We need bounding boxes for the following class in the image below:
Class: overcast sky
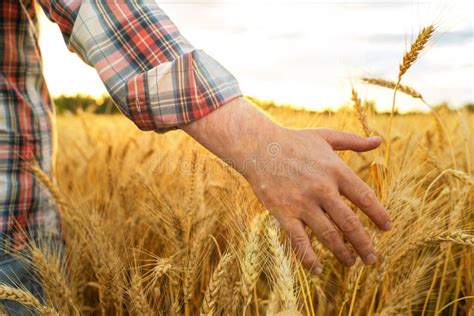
[39,0,473,112]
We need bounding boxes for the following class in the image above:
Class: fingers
[301,207,355,267]
[338,165,392,231]
[280,217,322,274]
[320,196,377,265]
[317,128,381,152]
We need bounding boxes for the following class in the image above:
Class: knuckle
[291,192,305,205]
[299,206,314,219]
[353,235,373,252]
[292,234,309,251]
[256,187,274,204]
[359,245,375,257]
[343,132,356,142]
[340,215,360,233]
[314,182,334,196]
[327,161,341,172]
[360,189,377,207]
[332,164,346,177]
[263,196,278,209]
[337,250,355,265]
[320,229,339,244]
[348,133,361,142]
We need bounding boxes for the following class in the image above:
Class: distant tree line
[53,94,474,115]
[53,94,119,114]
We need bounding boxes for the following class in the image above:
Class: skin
[182,97,392,273]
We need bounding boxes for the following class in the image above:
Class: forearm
[182,97,283,179]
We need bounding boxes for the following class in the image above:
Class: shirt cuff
[124,49,242,132]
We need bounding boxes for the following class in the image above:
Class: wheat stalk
[385,25,435,165]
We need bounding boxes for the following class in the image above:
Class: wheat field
[0,24,473,315]
[3,100,469,315]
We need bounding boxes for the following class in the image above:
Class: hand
[182,97,391,273]
[245,127,391,273]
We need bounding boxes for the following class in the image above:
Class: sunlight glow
[39,0,473,112]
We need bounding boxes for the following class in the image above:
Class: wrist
[182,97,283,178]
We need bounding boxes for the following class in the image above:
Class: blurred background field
[35,96,472,315]
[53,94,474,116]
[10,1,470,314]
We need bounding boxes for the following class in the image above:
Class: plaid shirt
[0,0,242,250]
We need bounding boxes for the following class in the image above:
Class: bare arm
[183,97,391,273]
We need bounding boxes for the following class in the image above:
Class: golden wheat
[398,25,435,80]
[0,285,59,316]
[1,22,472,314]
[6,105,468,315]
[385,25,435,165]
[351,88,372,137]
[361,77,425,101]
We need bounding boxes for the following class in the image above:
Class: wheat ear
[361,77,425,101]
[378,266,426,316]
[360,75,459,168]
[0,285,59,316]
[201,252,233,315]
[351,88,372,137]
[142,257,173,289]
[266,225,297,311]
[398,26,435,80]
[31,248,79,315]
[128,272,154,316]
[414,231,474,249]
[29,162,69,211]
[235,212,267,314]
[448,169,474,185]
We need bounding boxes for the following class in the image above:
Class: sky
[39,0,473,112]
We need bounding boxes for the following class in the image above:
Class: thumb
[317,128,382,152]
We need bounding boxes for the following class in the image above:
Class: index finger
[337,164,392,231]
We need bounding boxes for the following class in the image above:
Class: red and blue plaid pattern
[0,0,242,250]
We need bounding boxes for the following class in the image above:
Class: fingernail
[369,136,381,141]
[345,256,356,267]
[364,253,377,265]
[383,221,392,230]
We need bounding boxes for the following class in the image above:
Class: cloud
[39,0,474,109]
[360,28,473,48]
[268,31,304,40]
[436,30,473,45]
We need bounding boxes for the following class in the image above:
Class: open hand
[246,127,391,273]
[183,97,391,273]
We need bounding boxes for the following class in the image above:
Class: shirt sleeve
[38,1,242,132]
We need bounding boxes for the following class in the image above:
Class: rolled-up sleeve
[38,1,242,131]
